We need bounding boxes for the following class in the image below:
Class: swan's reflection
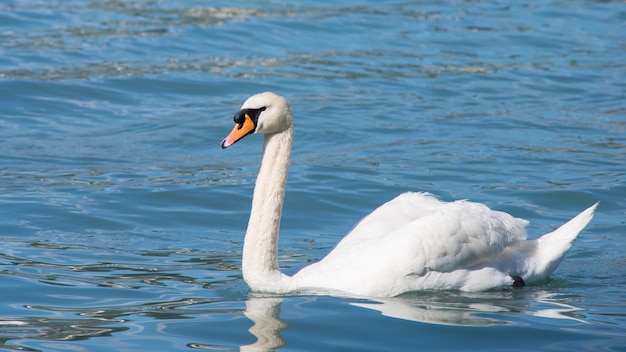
[351,291,586,326]
[350,297,504,327]
[240,290,586,350]
[241,297,287,352]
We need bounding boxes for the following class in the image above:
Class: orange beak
[221,113,256,149]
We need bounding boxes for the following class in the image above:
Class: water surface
[1,1,625,351]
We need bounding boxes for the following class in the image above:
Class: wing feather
[315,192,528,278]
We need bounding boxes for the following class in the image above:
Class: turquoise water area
[1,1,625,351]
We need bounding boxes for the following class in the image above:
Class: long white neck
[242,126,293,292]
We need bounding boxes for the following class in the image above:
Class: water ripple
[1,0,625,350]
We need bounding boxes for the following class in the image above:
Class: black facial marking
[233,107,266,130]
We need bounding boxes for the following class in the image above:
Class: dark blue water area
[1,1,625,351]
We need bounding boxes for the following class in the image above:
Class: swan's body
[221,92,597,297]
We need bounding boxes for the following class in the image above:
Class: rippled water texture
[1,1,625,351]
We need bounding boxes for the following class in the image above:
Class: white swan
[221,92,598,297]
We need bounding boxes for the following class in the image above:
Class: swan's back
[293,193,531,295]
[335,192,528,258]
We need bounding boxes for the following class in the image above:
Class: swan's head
[221,92,292,149]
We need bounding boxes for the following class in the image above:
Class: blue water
[1,0,625,351]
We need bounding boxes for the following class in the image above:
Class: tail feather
[529,202,599,281]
